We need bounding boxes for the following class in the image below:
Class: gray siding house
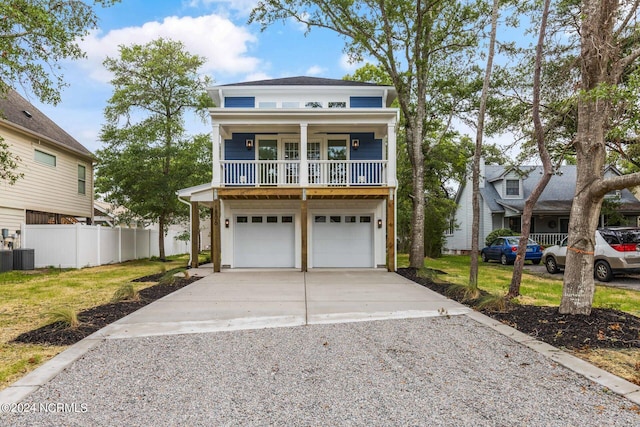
[445,159,640,252]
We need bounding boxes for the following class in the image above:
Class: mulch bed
[397,267,640,350]
[13,275,200,346]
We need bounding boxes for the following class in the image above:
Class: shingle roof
[219,76,386,87]
[0,89,92,158]
[485,164,640,213]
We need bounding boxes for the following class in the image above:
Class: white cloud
[243,72,272,82]
[78,14,260,83]
[306,65,326,76]
[185,0,260,16]
[339,53,371,73]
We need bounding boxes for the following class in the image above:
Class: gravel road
[3,316,639,426]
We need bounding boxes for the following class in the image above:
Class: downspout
[177,194,192,267]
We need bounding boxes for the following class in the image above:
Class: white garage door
[312,214,373,268]
[234,215,295,268]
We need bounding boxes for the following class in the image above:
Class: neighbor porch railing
[220,160,388,186]
[530,233,567,247]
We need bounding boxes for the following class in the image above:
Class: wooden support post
[301,198,308,272]
[191,201,199,269]
[212,198,221,272]
[386,194,396,272]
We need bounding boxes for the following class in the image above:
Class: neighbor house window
[78,165,86,195]
[506,179,520,196]
[34,149,56,167]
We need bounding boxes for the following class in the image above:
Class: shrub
[111,283,140,302]
[47,308,80,329]
[485,228,515,247]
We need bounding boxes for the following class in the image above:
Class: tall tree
[251,0,483,268]
[470,0,500,288]
[96,38,213,260]
[0,0,118,183]
[559,0,640,314]
[507,0,554,298]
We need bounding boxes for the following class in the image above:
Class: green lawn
[0,254,205,390]
[399,254,640,317]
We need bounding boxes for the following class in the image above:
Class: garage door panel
[234,215,295,268]
[312,215,373,268]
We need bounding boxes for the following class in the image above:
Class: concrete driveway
[97,269,472,339]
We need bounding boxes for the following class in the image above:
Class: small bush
[111,283,140,302]
[485,228,515,247]
[47,308,80,329]
[475,294,510,312]
[445,283,481,302]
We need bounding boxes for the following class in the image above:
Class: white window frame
[504,179,521,198]
[77,164,87,195]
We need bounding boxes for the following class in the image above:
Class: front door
[258,139,278,185]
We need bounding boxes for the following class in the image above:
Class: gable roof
[219,76,385,87]
[484,164,640,213]
[0,89,92,159]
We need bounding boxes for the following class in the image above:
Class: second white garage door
[312,214,374,268]
[234,215,295,268]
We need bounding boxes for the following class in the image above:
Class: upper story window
[282,101,300,108]
[328,101,346,108]
[34,149,56,167]
[305,101,323,108]
[258,101,277,108]
[505,179,520,196]
[78,165,87,195]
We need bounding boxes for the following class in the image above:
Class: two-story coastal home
[0,90,94,243]
[446,158,640,252]
[177,77,398,271]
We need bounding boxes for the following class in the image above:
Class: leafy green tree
[0,0,118,183]
[96,38,213,260]
[251,0,485,268]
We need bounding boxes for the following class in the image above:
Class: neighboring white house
[177,76,399,271]
[0,90,94,242]
[445,159,640,252]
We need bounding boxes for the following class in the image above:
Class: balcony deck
[220,160,388,187]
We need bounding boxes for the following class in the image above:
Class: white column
[212,123,221,186]
[300,123,308,187]
[387,122,397,187]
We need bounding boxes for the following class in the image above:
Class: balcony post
[212,123,221,186]
[300,123,308,186]
[387,122,397,187]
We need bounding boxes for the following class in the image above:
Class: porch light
[351,139,360,150]
[245,139,254,150]
[225,218,230,228]
[377,219,383,229]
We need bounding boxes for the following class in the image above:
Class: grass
[399,254,640,385]
[0,253,204,391]
[401,254,640,317]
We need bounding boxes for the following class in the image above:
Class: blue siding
[224,133,255,185]
[350,96,383,108]
[349,133,383,185]
[224,97,255,108]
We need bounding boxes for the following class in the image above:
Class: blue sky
[31,0,364,153]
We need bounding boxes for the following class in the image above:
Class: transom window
[506,179,520,196]
[34,149,56,167]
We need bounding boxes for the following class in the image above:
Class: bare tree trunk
[158,215,166,261]
[408,124,426,268]
[469,0,499,287]
[508,0,553,298]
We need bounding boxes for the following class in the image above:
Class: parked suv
[542,227,640,282]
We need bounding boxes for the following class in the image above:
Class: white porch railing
[220,160,388,186]
[530,233,567,247]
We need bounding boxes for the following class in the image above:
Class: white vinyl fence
[20,224,190,269]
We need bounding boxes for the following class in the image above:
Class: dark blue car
[481,236,543,265]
